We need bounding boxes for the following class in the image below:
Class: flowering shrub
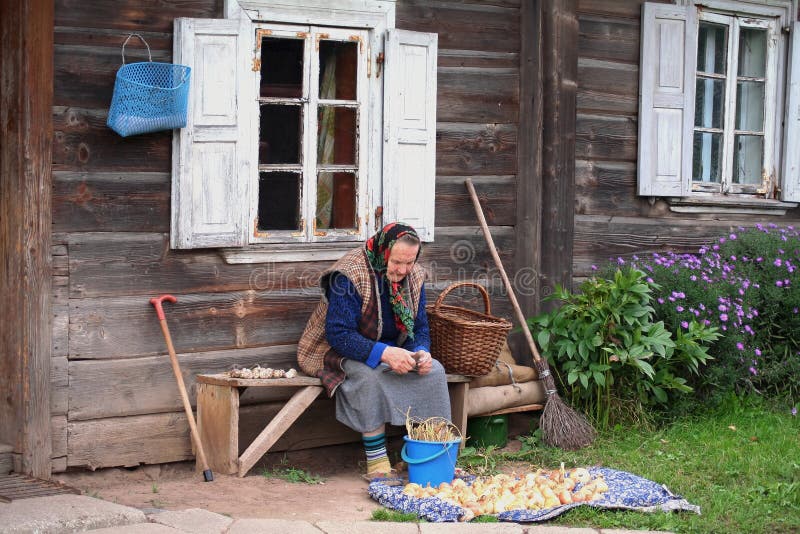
[626,224,800,405]
[528,268,719,429]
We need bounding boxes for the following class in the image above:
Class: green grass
[261,465,325,484]
[372,508,424,522]
[456,402,800,533]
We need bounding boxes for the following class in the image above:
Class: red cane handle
[149,294,177,321]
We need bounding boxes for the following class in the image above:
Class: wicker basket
[427,282,512,376]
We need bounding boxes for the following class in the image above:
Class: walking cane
[149,294,214,482]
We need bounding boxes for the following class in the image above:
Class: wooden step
[0,443,13,475]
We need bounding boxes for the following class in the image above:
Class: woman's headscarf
[365,222,420,339]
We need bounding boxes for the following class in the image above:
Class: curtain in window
[316,57,336,227]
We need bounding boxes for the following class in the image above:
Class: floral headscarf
[365,222,420,339]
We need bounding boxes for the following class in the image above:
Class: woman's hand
[414,350,434,375]
[380,347,417,374]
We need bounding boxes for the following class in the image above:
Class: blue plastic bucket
[401,435,461,487]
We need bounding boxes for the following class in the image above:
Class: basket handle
[433,282,492,315]
[121,33,152,65]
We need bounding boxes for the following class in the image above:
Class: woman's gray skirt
[335,358,452,433]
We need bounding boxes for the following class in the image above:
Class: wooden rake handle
[465,178,544,364]
[149,294,214,482]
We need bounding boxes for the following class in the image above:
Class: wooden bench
[195,372,472,477]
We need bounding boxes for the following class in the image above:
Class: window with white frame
[170,1,438,256]
[638,1,800,208]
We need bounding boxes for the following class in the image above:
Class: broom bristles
[534,360,596,450]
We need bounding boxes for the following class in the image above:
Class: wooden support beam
[540,0,579,309]
[0,0,54,478]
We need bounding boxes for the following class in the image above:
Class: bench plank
[197,383,239,474]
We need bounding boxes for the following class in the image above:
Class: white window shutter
[782,22,800,202]
[637,3,696,197]
[382,29,438,242]
[171,18,252,249]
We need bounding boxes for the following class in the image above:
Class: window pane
[316,171,356,229]
[692,131,723,183]
[319,40,357,100]
[259,104,302,164]
[735,81,765,132]
[733,135,763,185]
[695,78,725,128]
[260,37,304,98]
[697,22,727,75]
[317,106,356,165]
[258,171,302,230]
[738,28,767,78]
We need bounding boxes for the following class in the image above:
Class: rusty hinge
[375,52,385,79]
[374,206,383,230]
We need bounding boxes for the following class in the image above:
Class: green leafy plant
[261,459,325,484]
[528,267,719,429]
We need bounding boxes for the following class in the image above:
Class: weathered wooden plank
[575,113,638,162]
[51,357,68,416]
[1,0,54,479]
[435,176,516,226]
[68,290,319,360]
[52,457,67,473]
[55,26,173,50]
[577,0,653,19]
[53,304,69,358]
[54,43,171,109]
[66,400,358,469]
[52,416,67,458]
[421,226,515,287]
[438,68,519,124]
[53,172,170,233]
[55,0,219,32]
[572,215,737,276]
[68,233,330,298]
[438,49,518,69]
[52,244,67,256]
[540,0,579,302]
[53,106,171,172]
[575,159,639,215]
[52,255,69,277]
[397,1,520,53]
[437,122,517,176]
[577,58,638,115]
[68,345,300,420]
[197,383,239,474]
[578,14,640,63]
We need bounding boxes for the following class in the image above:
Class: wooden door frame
[0,0,55,478]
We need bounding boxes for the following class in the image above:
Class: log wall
[573,0,800,280]
[52,0,524,470]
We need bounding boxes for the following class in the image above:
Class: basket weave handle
[121,33,153,65]
[434,282,492,315]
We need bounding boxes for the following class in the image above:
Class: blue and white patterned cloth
[367,467,700,523]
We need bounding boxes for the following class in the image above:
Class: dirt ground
[55,416,534,521]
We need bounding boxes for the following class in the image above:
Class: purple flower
[754,348,762,357]
[591,264,598,271]
[774,258,782,267]
[736,342,745,351]
[776,280,784,287]
[676,306,684,312]
[617,257,625,265]
[749,366,758,376]
[792,407,798,416]
[681,321,689,329]
[730,233,737,240]
[720,313,728,322]
[657,298,665,304]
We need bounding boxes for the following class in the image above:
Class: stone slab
[0,494,146,533]
[147,508,233,534]
[227,518,324,534]
[420,522,524,533]
[316,520,419,534]
[88,524,182,533]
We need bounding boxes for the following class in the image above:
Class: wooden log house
[2,0,799,478]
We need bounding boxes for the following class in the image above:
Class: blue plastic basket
[107,35,191,137]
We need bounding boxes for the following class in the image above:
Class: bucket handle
[401,441,456,465]
[121,33,153,64]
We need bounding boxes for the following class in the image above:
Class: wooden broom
[465,178,596,449]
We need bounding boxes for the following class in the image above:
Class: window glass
[697,22,727,75]
[738,28,767,78]
[317,106,357,165]
[693,131,723,183]
[316,171,356,229]
[258,171,301,230]
[319,40,358,100]
[695,78,725,129]
[735,81,765,131]
[260,37,304,98]
[733,135,763,185]
[259,104,303,164]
